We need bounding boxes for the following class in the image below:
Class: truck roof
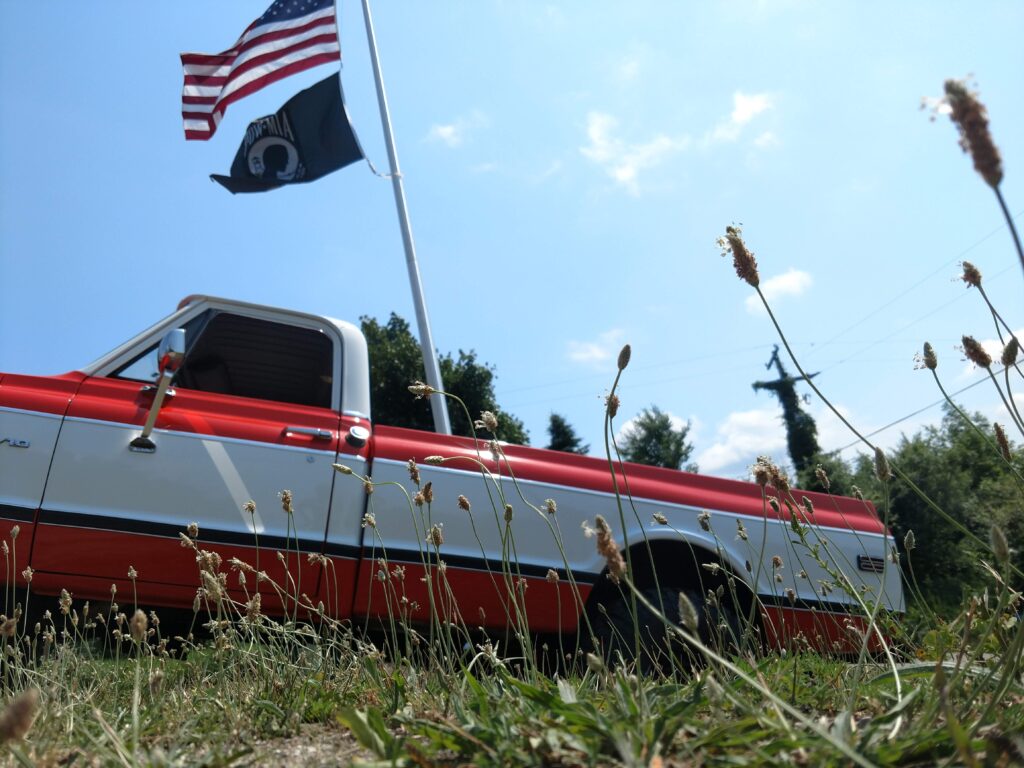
[80,295,371,420]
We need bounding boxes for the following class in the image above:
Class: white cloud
[566,329,626,367]
[428,124,462,147]
[744,268,813,313]
[695,407,786,475]
[754,131,780,149]
[697,402,864,478]
[426,111,488,148]
[616,57,641,83]
[580,112,690,195]
[532,159,563,183]
[732,92,772,125]
[706,91,774,145]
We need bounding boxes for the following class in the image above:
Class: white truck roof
[80,295,371,420]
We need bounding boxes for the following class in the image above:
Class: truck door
[31,309,368,612]
[0,373,83,586]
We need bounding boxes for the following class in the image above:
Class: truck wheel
[590,584,738,672]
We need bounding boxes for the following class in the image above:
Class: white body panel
[0,406,62,511]
[368,458,904,611]
[41,416,351,545]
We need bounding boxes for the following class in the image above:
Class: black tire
[589,584,739,673]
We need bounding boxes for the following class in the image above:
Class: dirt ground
[247,723,372,766]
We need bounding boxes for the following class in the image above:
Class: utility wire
[503,212,1022,405]
[801,211,1022,362]
[830,365,1008,454]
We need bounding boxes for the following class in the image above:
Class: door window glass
[111,311,212,383]
[173,313,334,408]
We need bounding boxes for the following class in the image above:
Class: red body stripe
[0,372,85,416]
[62,376,341,449]
[759,605,883,653]
[28,523,357,619]
[349,557,591,634]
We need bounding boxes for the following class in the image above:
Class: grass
[1,77,1023,766]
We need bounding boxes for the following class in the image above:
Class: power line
[830,366,1007,455]
[813,260,1018,377]
[801,211,1022,363]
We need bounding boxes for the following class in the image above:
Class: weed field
[1,78,1023,767]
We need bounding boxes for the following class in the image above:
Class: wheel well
[584,537,759,635]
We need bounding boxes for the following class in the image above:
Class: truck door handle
[284,426,333,440]
[141,385,176,398]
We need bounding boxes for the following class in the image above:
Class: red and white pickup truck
[0,295,902,650]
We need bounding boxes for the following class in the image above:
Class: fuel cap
[346,425,371,448]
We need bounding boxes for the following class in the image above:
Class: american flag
[180,0,340,141]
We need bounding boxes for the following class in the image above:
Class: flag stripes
[180,1,339,140]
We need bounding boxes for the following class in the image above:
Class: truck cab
[0,296,372,613]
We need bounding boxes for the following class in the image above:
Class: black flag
[212,74,363,194]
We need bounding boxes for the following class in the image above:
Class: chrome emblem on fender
[0,437,30,449]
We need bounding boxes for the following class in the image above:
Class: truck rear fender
[585,533,757,628]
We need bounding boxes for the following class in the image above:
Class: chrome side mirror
[157,328,186,374]
[131,328,186,453]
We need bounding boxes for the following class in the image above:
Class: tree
[796,450,857,497]
[619,405,697,471]
[360,313,528,444]
[547,413,589,454]
[849,404,1023,614]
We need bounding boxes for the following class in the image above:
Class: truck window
[110,311,213,383]
[173,313,334,408]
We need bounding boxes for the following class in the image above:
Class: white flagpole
[359,0,451,435]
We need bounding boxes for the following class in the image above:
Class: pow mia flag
[211,74,363,194]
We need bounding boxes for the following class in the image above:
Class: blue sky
[2,2,1022,479]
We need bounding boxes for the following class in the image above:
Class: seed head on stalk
[994,424,1011,462]
[677,592,699,632]
[919,342,938,371]
[0,688,39,743]
[873,447,892,482]
[593,515,626,584]
[408,381,435,399]
[474,411,499,433]
[961,336,992,369]
[717,225,760,287]
[130,609,148,643]
[617,344,632,371]
[1001,338,1019,367]
[605,393,620,419]
[943,79,1003,189]
[960,261,983,288]
[990,524,1010,565]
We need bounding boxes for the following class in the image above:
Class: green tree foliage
[797,451,857,496]
[546,413,589,455]
[360,313,528,444]
[850,405,1023,614]
[619,405,697,471]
